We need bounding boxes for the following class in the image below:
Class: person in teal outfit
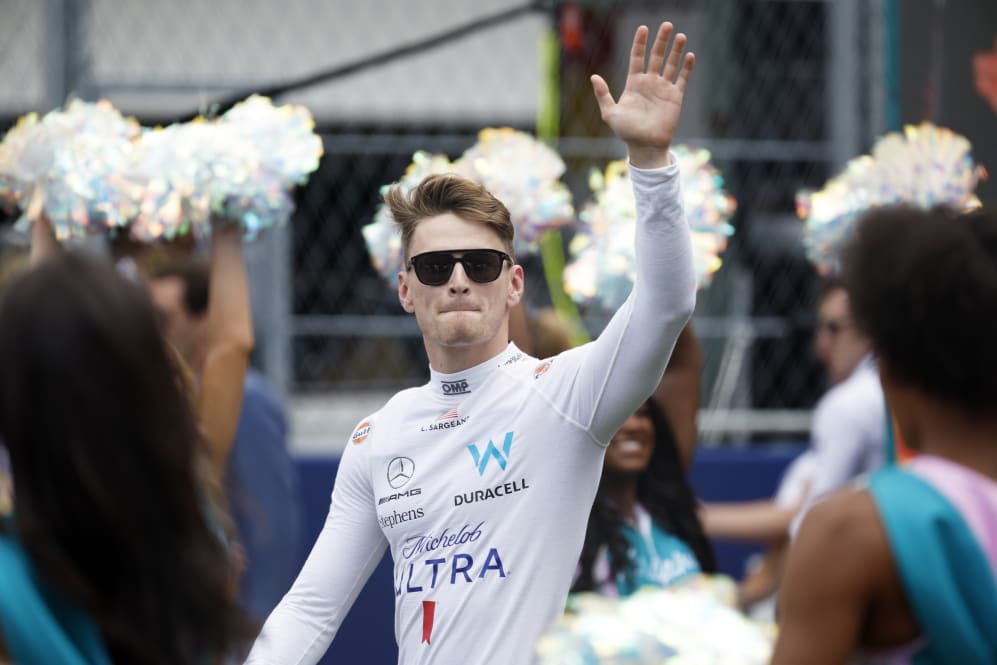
[773,204,997,665]
[572,362,716,596]
[0,252,255,664]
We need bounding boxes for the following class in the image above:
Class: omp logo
[387,457,415,489]
[351,420,371,444]
[466,432,514,476]
[441,379,470,395]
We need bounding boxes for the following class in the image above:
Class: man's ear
[507,263,525,308]
[398,272,415,313]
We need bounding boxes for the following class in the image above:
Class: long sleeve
[244,438,388,665]
[536,159,695,445]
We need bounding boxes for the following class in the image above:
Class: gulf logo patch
[352,420,372,445]
[533,361,552,379]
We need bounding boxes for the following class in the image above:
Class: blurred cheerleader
[774,205,997,665]
[572,324,717,597]
[0,239,255,664]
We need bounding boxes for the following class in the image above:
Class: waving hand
[591,22,695,169]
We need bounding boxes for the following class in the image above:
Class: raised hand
[590,22,695,169]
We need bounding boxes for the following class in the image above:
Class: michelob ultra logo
[466,431,514,476]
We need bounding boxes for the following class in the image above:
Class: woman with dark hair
[573,389,717,596]
[0,250,255,664]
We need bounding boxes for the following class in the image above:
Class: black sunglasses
[406,249,512,286]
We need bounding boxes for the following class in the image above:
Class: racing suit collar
[428,342,523,398]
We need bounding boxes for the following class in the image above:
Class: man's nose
[448,261,471,293]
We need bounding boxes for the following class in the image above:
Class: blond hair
[384,174,515,257]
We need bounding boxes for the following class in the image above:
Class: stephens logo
[387,456,415,489]
[379,507,425,529]
[441,379,470,395]
[533,361,552,379]
[466,432,514,476]
[421,408,470,432]
[351,420,371,444]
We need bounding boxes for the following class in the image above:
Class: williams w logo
[467,432,514,476]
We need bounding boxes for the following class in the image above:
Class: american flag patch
[437,408,459,421]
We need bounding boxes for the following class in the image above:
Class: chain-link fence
[7,0,992,444]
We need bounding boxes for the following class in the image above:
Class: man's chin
[439,332,487,347]
[434,322,492,347]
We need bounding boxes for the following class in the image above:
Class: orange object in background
[886,408,917,465]
[893,413,917,464]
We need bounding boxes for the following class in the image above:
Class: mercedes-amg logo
[387,456,415,489]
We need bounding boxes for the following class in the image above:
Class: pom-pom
[0,96,322,243]
[129,95,323,241]
[363,129,574,286]
[215,95,324,239]
[564,148,736,310]
[363,151,457,286]
[126,120,248,241]
[798,122,984,275]
[536,576,775,664]
[0,99,141,239]
[456,128,574,256]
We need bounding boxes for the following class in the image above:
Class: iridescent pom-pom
[0,99,141,240]
[536,576,775,664]
[363,129,574,286]
[215,95,324,239]
[126,120,250,241]
[221,94,323,184]
[798,122,984,275]
[564,148,736,310]
[363,151,457,286]
[128,95,323,241]
[0,96,323,243]
[457,127,574,256]
[563,161,638,311]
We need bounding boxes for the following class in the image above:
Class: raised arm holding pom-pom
[196,217,255,477]
[28,211,59,268]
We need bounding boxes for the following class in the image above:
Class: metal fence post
[829,0,862,168]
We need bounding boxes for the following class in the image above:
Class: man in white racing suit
[246,21,697,665]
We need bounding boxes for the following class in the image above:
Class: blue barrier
[688,444,807,579]
[294,457,398,664]
[290,443,806,664]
